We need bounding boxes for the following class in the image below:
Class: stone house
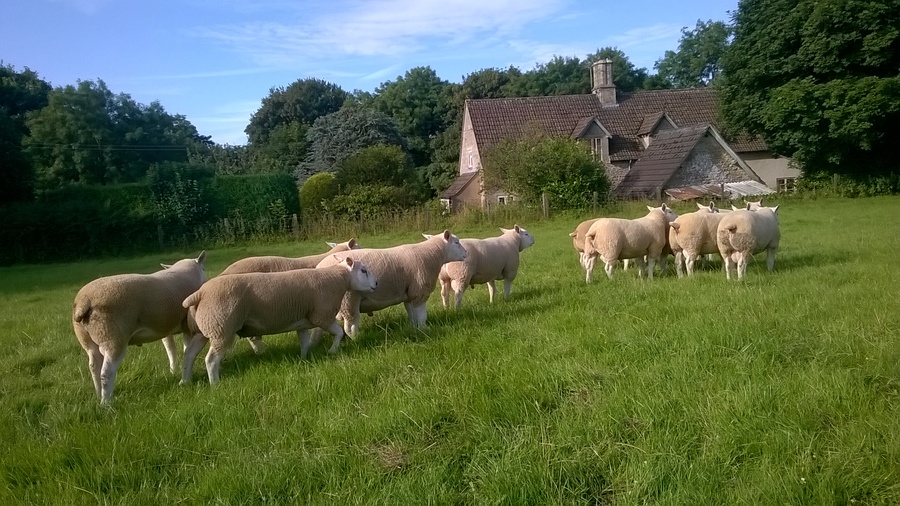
[441,59,799,210]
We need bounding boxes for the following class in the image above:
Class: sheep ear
[343,256,354,268]
[646,205,654,211]
[196,250,206,264]
[514,224,521,233]
[661,203,669,211]
[568,231,577,237]
[160,263,172,269]
[422,233,433,240]
[731,205,740,211]
[348,238,357,249]
[500,227,510,234]
[443,230,451,241]
[325,241,337,248]
[772,205,779,214]
[745,203,752,210]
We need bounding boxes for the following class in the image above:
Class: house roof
[615,125,710,198]
[465,88,767,163]
[637,112,675,136]
[440,170,479,198]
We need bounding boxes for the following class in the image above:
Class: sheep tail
[73,298,92,323]
[568,231,577,237]
[182,290,202,309]
[725,224,738,234]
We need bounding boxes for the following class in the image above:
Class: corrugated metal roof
[723,180,775,198]
[664,180,775,201]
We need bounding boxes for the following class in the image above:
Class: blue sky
[3,0,737,146]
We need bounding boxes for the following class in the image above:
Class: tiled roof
[636,112,669,136]
[440,170,479,198]
[465,88,767,163]
[615,125,710,198]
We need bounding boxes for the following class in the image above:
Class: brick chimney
[591,58,617,107]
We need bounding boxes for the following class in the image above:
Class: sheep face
[502,224,535,251]
[342,257,378,293]
[442,230,467,262]
[647,204,679,223]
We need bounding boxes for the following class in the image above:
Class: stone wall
[666,135,753,188]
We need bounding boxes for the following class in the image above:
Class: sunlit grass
[1,196,898,504]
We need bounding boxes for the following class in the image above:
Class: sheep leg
[723,253,735,280]
[767,248,776,272]
[603,257,616,280]
[162,335,178,375]
[98,347,127,405]
[325,321,346,355]
[633,257,646,278]
[84,341,103,399]
[204,336,234,386]
[646,257,656,280]
[440,280,451,309]
[503,279,512,301]
[451,279,464,309]
[409,303,428,328]
[675,251,685,278]
[298,329,313,359]
[685,252,697,277]
[180,333,207,385]
[486,280,496,304]
[657,255,667,276]
[247,336,266,355]
[737,253,749,280]
[585,255,597,283]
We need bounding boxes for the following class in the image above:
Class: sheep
[583,204,678,281]
[569,218,600,272]
[218,239,359,276]
[72,251,207,404]
[716,206,781,280]
[217,238,360,353]
[439,225,535,309]
[180,256,377,385]
[669,210,727,277]
[314,230,467,337]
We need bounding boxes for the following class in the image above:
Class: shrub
[482,132,610,208]
[300,172,337,217]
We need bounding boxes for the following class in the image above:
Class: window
[497,195,508,205]
[777,177,797,193]
[439,198,451,211]
[590,138,602,161]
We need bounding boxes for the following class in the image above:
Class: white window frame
[777,177,797,193]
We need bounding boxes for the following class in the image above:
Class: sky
[3,0,738,146]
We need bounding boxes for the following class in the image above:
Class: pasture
[1,196,898,504]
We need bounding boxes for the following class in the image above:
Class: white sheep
[217,238,360,353]
[716,206,781,280]
[669,210,727,277]
[180,256,377,385]
[439,225,535,309]
[583,204,678,281]
[219,239,359,276]
[569,218,600,272]
[314,230,467,337]
[72,251,207,404]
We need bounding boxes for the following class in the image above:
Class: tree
[720,0,900,177]
[0,64,51,203]
[482,132,610,207]
[245,78,347,145]
[372,67,453,166]
[584,47,662,92]
[251,121,309,174]
[655,20,732,88]
[300,104,407,179]
[23,80,206,189]
[503,56,589,97]
[329,144,424,216]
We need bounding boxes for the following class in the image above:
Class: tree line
[2,0,898,212]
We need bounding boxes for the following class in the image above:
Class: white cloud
[197,0,567,67]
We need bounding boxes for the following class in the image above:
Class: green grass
[1,196,899,504]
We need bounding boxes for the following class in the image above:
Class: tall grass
[0,196,898,504]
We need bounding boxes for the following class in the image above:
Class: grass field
[1,196,899,504]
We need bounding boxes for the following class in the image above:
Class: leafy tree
[372,66,453,166]
[482,132,610,207]
[245,78,347,145]
[0,64,51,203]
[655,20,732,88]
[299,172,336,216]
[503,56,589,96]
[720,0,900,177]
[329,184,418,218]
[24,79,205,189]
[300,104,407,178]
[251,121,309,174]
[333,144,415,192]
[584,47,661,92]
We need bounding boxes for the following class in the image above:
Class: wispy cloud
[196,0,567,67]
[603,23,683,50]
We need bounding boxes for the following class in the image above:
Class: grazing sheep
[439,225,535,309]
[670,210,727,277]
[716,206,781,280]
[315,230,467,337]
[219,239,359,275]
[583,204,678,281]
[72,252,207,404]
[181,256,377,385]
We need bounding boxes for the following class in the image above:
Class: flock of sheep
[72,200,779,404]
